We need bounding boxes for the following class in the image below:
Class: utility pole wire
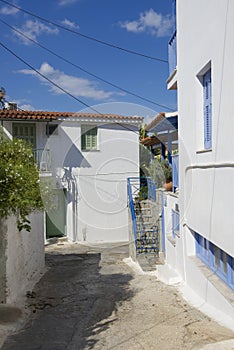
[0,41,100,113]
[0,40,146,135]
[0,19,173,111]
[0,0,168,63]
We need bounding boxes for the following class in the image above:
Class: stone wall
[0,212,45,304]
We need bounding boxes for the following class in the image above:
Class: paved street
[1,242,234,350]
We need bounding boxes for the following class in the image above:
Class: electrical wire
[0,0,168,63]
[0,18,173,111]
[0,41,145,135]
[0,41,101,112]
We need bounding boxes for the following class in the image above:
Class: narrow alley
[1,242,234,350]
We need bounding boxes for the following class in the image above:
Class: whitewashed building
[162,0,234,327]
[0,110,142,243]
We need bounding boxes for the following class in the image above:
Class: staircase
[135,200,159,255]
[127,178,160,262]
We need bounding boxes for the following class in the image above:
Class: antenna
[0,87,6,109]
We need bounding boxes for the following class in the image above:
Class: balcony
[33,148,52,175]
[167,30,177,90]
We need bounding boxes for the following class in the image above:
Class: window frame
[203,68,212,150]
[195,232,234,291]
[81,124,98,151]
[12,122,36,148]
[172,208,180,238]
[47,124,59,136]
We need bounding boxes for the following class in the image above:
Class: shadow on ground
[1,251,134,350]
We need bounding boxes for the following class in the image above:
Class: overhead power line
[0,0,168,63]
[0,40,148,135]
[0,19,173,111]
[0,41,100,113]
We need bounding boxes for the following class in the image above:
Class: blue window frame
[172,209,180,238]
[203,69,212,149]
[195,232,234,291]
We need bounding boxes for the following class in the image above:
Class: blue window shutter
[203,69,212,149]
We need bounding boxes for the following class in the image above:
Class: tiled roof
[0,110,143,122]
[145,112,166,131]
[140,135,161,146]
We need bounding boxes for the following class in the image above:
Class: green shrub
[0,135,43,231]
[145,159,172,188]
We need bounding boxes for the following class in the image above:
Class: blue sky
[0,0,177,122]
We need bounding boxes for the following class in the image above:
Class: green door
[46,189,67,238]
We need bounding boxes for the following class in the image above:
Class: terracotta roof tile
[0,110,143,122]
[141,135,161,146]
[145,112,166,131]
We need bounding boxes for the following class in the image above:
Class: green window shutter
[12,123,36,148]
[81,125,97,150]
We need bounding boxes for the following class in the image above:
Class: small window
[203,69,212,149]
[172,209,180,238]
[13,123,36,148]
[81,125,98,151]
[47,124,58,136]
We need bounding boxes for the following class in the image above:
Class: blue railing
[127,177,157,252]
[168,30,177,76]
[147,177,156,202]
[172,209,180,238]
[127,177,156,202]
[127,178,137,242]
[172,154,179,191]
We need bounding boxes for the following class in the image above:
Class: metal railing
[127,178,137,243]
[127,177,156,202]
[33,148,52,172]
[147,177,156,202]
[127,177,158,254]
[127,177,156,243]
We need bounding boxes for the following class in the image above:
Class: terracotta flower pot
[163,181,173,191]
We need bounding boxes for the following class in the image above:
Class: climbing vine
[0,133,43,231]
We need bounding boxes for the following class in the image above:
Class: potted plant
[144,159,172,191]
[162,161,173,191]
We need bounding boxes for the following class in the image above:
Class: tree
[0,133,43,231]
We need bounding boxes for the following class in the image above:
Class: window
[172,208,180,238]
[203,69,212,149]
[195,232,234,291]
[195,234,210,264]
[12,123,36,148]
[47,124,58,136]
[81,125,98,151]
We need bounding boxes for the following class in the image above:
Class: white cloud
[0,3,19,15]
[20,104,35,110]
[59,0,79,6]
[120,9,173,37]
[144,114,155,125]
[61,18,80,29]
[18,62,115,101]
[14,20,59,45]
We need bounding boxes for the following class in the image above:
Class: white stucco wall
[42,120,140,242]
[1,118,140,243]
[4,212,45,304]
[163,193,179,268]
[167,0,234,325]
[177,0,234,256]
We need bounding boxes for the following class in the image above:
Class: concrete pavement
[0,242,233,349]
